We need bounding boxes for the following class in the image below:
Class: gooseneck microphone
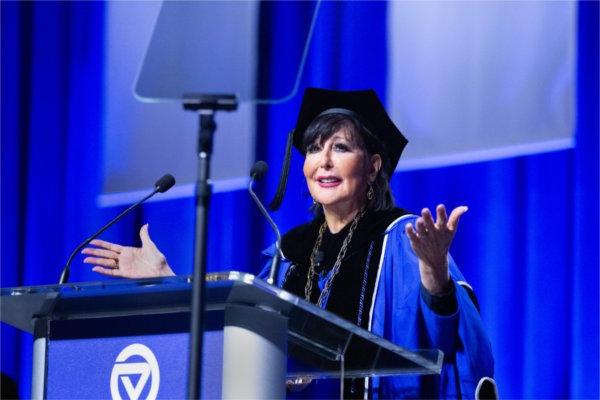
[58,174,176,284]
[248,161,283,285]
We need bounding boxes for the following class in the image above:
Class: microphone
[58,173,176,284]
[250,160,268,181]
[155,173,176,193]
[248,161,283,285]
[313,251,325,275]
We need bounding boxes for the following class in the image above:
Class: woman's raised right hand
[82,224,175,279]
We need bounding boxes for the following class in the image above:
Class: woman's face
[303,129,381,214]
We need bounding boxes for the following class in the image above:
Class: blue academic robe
[261,213,494,399]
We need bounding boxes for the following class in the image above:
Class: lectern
[1,272,442,399]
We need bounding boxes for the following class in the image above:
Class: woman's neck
[322,202,366,233]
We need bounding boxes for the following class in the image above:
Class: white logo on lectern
[110,343,160,400]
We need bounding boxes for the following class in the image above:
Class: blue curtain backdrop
[1,2,107,397]
[1,1,598,399]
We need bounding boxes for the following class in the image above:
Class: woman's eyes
[333,143,350,152]
[306,144,321,153]
[306,142,351,153]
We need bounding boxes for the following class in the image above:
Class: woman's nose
[319,149,333,168]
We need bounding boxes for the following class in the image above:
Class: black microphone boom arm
[248,161,283,285]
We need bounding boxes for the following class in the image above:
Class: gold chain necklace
[304,208,367,307]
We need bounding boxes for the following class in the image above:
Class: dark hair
[302,113,395,214]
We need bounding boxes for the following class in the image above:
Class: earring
[367,185,374,200]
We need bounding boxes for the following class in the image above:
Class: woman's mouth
[317,177,342,188]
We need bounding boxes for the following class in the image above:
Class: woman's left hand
[405,204,468,295]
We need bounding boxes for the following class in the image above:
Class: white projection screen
[387,1,575,170]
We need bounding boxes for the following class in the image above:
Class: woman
[83,88,494,399]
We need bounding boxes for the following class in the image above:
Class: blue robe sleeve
[370,215,494,399]
[257,243,292,286]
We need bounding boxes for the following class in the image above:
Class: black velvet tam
[292,88,408,176]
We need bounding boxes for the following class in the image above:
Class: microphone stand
[183,94,238,399]
[248,171,282,285]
